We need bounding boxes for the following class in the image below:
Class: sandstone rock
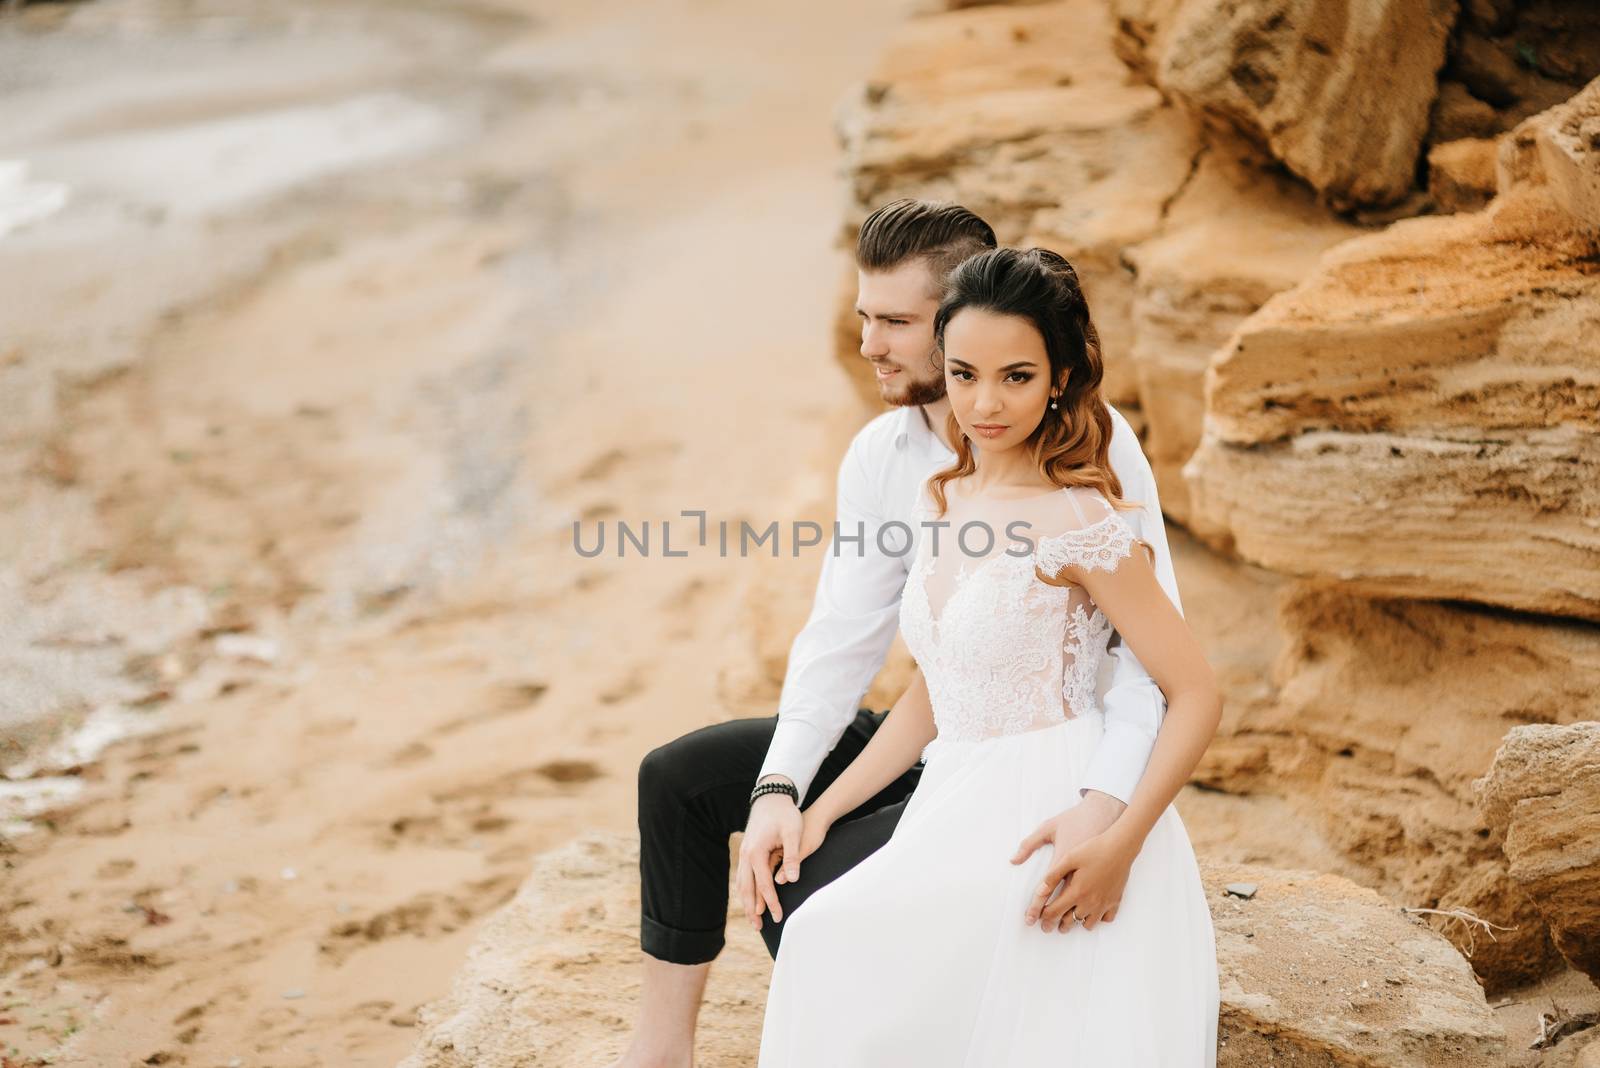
[1200,583,1600,990]
[1527,75,1600,231]
[1475,723,1600,985]
[1429,137,1500,213]
[1117,146,1360,524]
[1496,77,1600,227]
[1205,862,1505,1066]
[1430,79,1505,143]
[912,0,1059,9]
[1108,0,1186,81]
[398,834,774,1068]
[1185,177,1600,619]
[1451,31,1522,108]
[838,0,1201,406]
[1154,0,1459,209]
[1461,0,1514,36]
[1574,1030,1600,1068]
[1431,859,1562,995]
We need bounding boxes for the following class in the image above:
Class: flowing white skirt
[758,714,1219,1067]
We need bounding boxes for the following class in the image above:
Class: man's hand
[736,781,802,930]
[1010,790,1135,933]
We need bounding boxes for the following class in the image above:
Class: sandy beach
[0,0,909,1062]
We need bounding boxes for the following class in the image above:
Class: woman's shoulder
[1031,488,1140,577]
[1035,485,1121,532]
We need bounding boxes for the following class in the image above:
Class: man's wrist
[751,775,799,808]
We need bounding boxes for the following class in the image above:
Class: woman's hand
[775,806,833,885]
[1013,821,1139,933]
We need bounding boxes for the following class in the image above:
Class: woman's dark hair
[927,247,1133,518]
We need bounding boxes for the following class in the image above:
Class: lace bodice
[900,480,1140,743]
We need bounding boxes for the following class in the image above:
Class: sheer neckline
[944,480,1069,504]
[913,517,1122,630]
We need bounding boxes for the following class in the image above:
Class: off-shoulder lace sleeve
[1034,495,1139,580]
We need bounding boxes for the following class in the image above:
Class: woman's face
[942,307,1055,457]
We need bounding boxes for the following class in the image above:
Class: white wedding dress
[758,482,1219,1067]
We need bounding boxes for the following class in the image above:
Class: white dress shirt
[758,402,1185,807]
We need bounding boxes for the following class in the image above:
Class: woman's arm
[1078,406,1183,808]
[804,668,937,829]
[1064,549,1223,851]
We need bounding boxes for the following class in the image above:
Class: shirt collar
[894,405,946,454]
[891,405,918,448]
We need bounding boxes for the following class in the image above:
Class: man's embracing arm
[1078,405,1186,805]
[757,424,910,806]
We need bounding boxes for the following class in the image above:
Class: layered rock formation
[403,835,1506,1067]
[1475,723,1600,985]
[1185,77,1600,990]
[1149,0,1459,209]
[1198,585,1600,989]
[1117,150,1358,521]
[1186,82,1600,618]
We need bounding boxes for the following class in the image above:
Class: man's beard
[879,351,946,408]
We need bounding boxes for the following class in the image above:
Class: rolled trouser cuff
[641,913,726,965]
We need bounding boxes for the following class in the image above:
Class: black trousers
[637,710,923,964]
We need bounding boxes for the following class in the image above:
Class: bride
[757,247,1221,1066]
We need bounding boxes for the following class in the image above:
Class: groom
[608,199,1185,1068]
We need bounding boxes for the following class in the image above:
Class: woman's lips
[973,424,1008,439]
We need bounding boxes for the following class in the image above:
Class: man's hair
[855,199,998,295]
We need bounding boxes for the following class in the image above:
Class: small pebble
[222,880,239,894]
[1223,882,1258,900]
[281,989,305,1000]
[281,867,297,881]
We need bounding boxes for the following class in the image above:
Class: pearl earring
[1050,396,1059,410]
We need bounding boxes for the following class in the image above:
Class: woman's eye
[1007,373,1033,383]
[950,370,973,381]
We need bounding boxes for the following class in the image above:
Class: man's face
[855,260,946,408]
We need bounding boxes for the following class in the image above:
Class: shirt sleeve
[756,429,911,805]
[1076,406,1185,805]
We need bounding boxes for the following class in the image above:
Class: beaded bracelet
[748,780,799,807]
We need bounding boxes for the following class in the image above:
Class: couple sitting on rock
[608,198,1223,1067]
